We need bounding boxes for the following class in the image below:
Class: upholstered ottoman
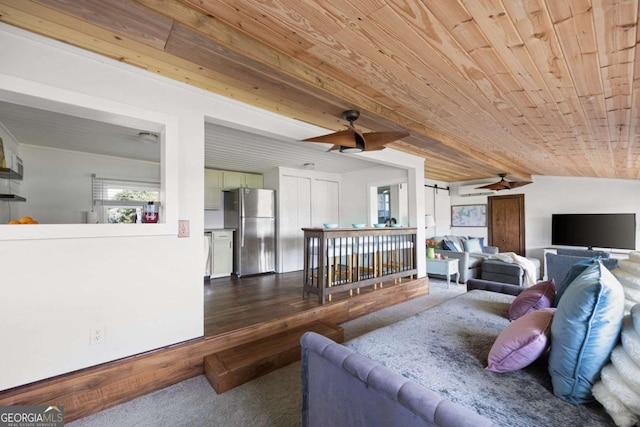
[481,258,541,286]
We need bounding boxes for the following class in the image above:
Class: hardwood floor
[204,271,318,336]
[204,270,410,337]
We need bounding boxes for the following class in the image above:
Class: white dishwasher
[211,230,234,278]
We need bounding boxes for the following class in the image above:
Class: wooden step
[204,320,344,393]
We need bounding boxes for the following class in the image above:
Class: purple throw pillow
[486,308,556,373]
[509,279,556,321]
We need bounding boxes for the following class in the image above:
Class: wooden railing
[302,227,417,304]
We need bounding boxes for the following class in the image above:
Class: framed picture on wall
[451,204,487,227]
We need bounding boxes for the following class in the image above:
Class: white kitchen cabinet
[211,230,233,278]
[244,173,263,189]
[222,171,263,190]
[222,171,244,190]
[204,169,223,210]
[206,169,263,209]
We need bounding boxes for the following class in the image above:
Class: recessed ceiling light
[137,132,158,143]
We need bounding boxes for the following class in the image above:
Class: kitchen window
[92,174,161,223]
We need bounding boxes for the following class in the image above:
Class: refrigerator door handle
[240,190,246,248]
[241,217,245,247]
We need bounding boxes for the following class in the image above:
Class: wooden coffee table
[425,258,460,289]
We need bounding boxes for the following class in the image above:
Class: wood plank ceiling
[0,0,638,183]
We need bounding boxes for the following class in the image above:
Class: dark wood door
[488,194,525,255]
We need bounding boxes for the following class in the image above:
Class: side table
[426,258,460,289]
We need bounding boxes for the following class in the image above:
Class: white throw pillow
[463,238,483,253]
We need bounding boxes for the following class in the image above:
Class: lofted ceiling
[0,0,639,183]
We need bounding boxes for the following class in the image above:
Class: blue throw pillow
[442,240,458,251]
[554,257,601,306]
[548,262,625,404]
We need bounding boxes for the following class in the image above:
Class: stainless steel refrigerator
[224,188,276,276]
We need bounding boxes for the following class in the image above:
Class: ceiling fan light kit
[302,109,409,152]
[339,131,365,153]
[475,173,532,191]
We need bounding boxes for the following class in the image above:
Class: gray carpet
[68,279,465,427]
[345,289,614,427]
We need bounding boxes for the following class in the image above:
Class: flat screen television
[551,213,636,250]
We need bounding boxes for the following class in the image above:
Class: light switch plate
[178,220,190,237]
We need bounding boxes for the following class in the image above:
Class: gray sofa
[545,249,618,283]
[433,235,497,283]
[301,279,614,426]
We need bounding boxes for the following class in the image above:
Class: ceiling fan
[302,110,409,153]
[475,173,532,191]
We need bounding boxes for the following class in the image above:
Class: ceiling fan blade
[507,180,532,189]
[475,181,510,191]
[476,176,532,191]
[362,131,410,150]
[302,129,357,147]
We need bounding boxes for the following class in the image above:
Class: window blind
[92,174,160,207]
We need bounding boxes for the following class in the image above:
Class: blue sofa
[301,280,614,426]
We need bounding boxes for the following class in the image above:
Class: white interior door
[435,189,451,236]
[312,179,339,226]
[280,175,311,272]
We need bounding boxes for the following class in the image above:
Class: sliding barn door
[488,194,525,255]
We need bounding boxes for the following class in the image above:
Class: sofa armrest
[300,332,498,427]
[466,278,524,296]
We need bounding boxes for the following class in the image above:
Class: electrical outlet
[90,326,106,346]
[178,220,190,238]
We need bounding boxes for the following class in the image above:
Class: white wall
[449,176,640,264]
[522,176,640,260]
[0,23,428,389]
[0,25,203,390]
[204,209,224,229]
[16,144,160,224]
[340,165,408,226]
[424,180,451,238]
